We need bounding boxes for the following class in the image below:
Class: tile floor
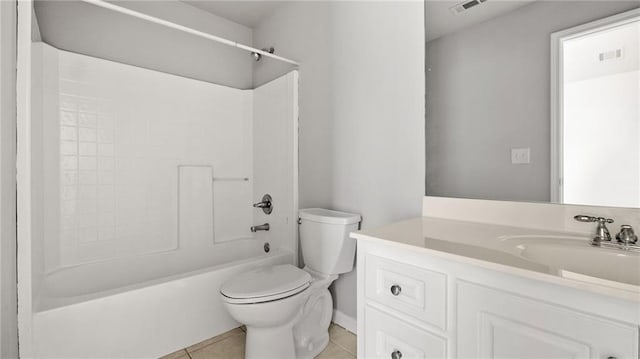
[160,323,356,359]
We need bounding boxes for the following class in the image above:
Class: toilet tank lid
[299,208,361,225]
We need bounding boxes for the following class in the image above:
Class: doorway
[551,8,640,207]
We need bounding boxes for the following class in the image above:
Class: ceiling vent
[450,0,488,15]
[598,48,624,62]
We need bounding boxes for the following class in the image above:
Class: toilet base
[245,325,296,359]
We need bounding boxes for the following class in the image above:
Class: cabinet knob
[391,350,402,359]
[390,284,402,296]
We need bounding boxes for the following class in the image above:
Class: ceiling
[426,0,537,42]
[182,1,285,28]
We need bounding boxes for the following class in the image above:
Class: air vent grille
[598,48,624,62]
[450,0,488,15]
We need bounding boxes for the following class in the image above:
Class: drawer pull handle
[391,350,403,359]
[390,284,402,296]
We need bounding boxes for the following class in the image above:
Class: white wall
[425,1,639,202]
[253,2,334,211]
[33,44,254,270]
[253,1,425,324]
[0,1,18,357]
[34,0,254,89]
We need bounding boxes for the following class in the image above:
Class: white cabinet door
[457,281,638,359]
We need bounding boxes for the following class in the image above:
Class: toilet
[220,208,361,359]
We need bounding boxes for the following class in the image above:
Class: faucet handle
[573,215,613,224]
[616,225,638,245]
[574,215,614,244]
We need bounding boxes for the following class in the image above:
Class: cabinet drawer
[365,254,447,330]
[364,305,447,359]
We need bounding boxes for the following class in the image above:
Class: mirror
[425,1,640,208]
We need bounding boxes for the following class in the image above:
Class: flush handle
[390,284,402,296]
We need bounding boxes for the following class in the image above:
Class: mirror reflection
[425,1,640,208]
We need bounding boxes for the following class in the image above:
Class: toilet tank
[298,208,361,275]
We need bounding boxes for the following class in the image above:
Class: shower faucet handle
[253,194,273,215]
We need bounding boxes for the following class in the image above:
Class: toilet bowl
[220,208,361,359]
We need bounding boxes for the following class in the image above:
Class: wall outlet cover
[511,147,531,164]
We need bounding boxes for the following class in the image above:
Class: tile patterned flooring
[160,323,356,359]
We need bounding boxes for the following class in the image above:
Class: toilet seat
[220,264,312,304]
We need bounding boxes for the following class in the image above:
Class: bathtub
[31,239,293,358]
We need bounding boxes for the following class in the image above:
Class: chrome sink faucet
[573,215,613,245]
[574,215,640,251]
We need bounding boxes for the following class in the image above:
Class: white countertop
[351,217,640,302]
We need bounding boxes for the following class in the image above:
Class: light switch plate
[511,147,530,164]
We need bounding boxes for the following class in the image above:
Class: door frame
[550,8,640,202]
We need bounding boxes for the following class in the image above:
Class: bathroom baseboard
[332,309,357,334]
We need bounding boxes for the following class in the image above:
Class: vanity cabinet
[457,282,637,359]
[356,239,640,359]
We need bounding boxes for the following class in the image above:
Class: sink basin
[500,236,640,288]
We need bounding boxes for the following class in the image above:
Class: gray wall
[34,0,254,89]
[0,1,18,357]
[426,1,639,202]
[253,1,425,322]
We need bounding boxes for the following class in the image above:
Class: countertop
[351,217,640,302]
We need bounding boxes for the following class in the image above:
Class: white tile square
[77,199,97,213]
[60,142,77,155]
[60,214,77,229]
[97,199,115,213]
[61,156,78,170]
[79,171,97,185]
[97,185,114,199]
[61,171,78,185]
[98,128,114,143]
[79,128,97,142]
[79,142,97,156]
[60,200,77,215]
[59,96,78,111]
[61,186,77,201]
[98,171,114,185]
[78,227,98,243]
[98,157,114,170]
[98,226,116,241]
[98,143,114,156]
[60,126,78,141]
[77,212,97,227]
[60,111,77,126]
[78,185,97,200]
[78,112,98,127]
[79,156,97,170]
[98,115,114,129]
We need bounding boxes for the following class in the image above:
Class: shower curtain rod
[81,0,300,66]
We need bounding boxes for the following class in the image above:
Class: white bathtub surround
[353,197,639,358]
[21,41,299,356]
[220,209,360,359]
[33,43,254,269]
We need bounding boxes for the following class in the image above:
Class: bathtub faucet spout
[251,223,270,232]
